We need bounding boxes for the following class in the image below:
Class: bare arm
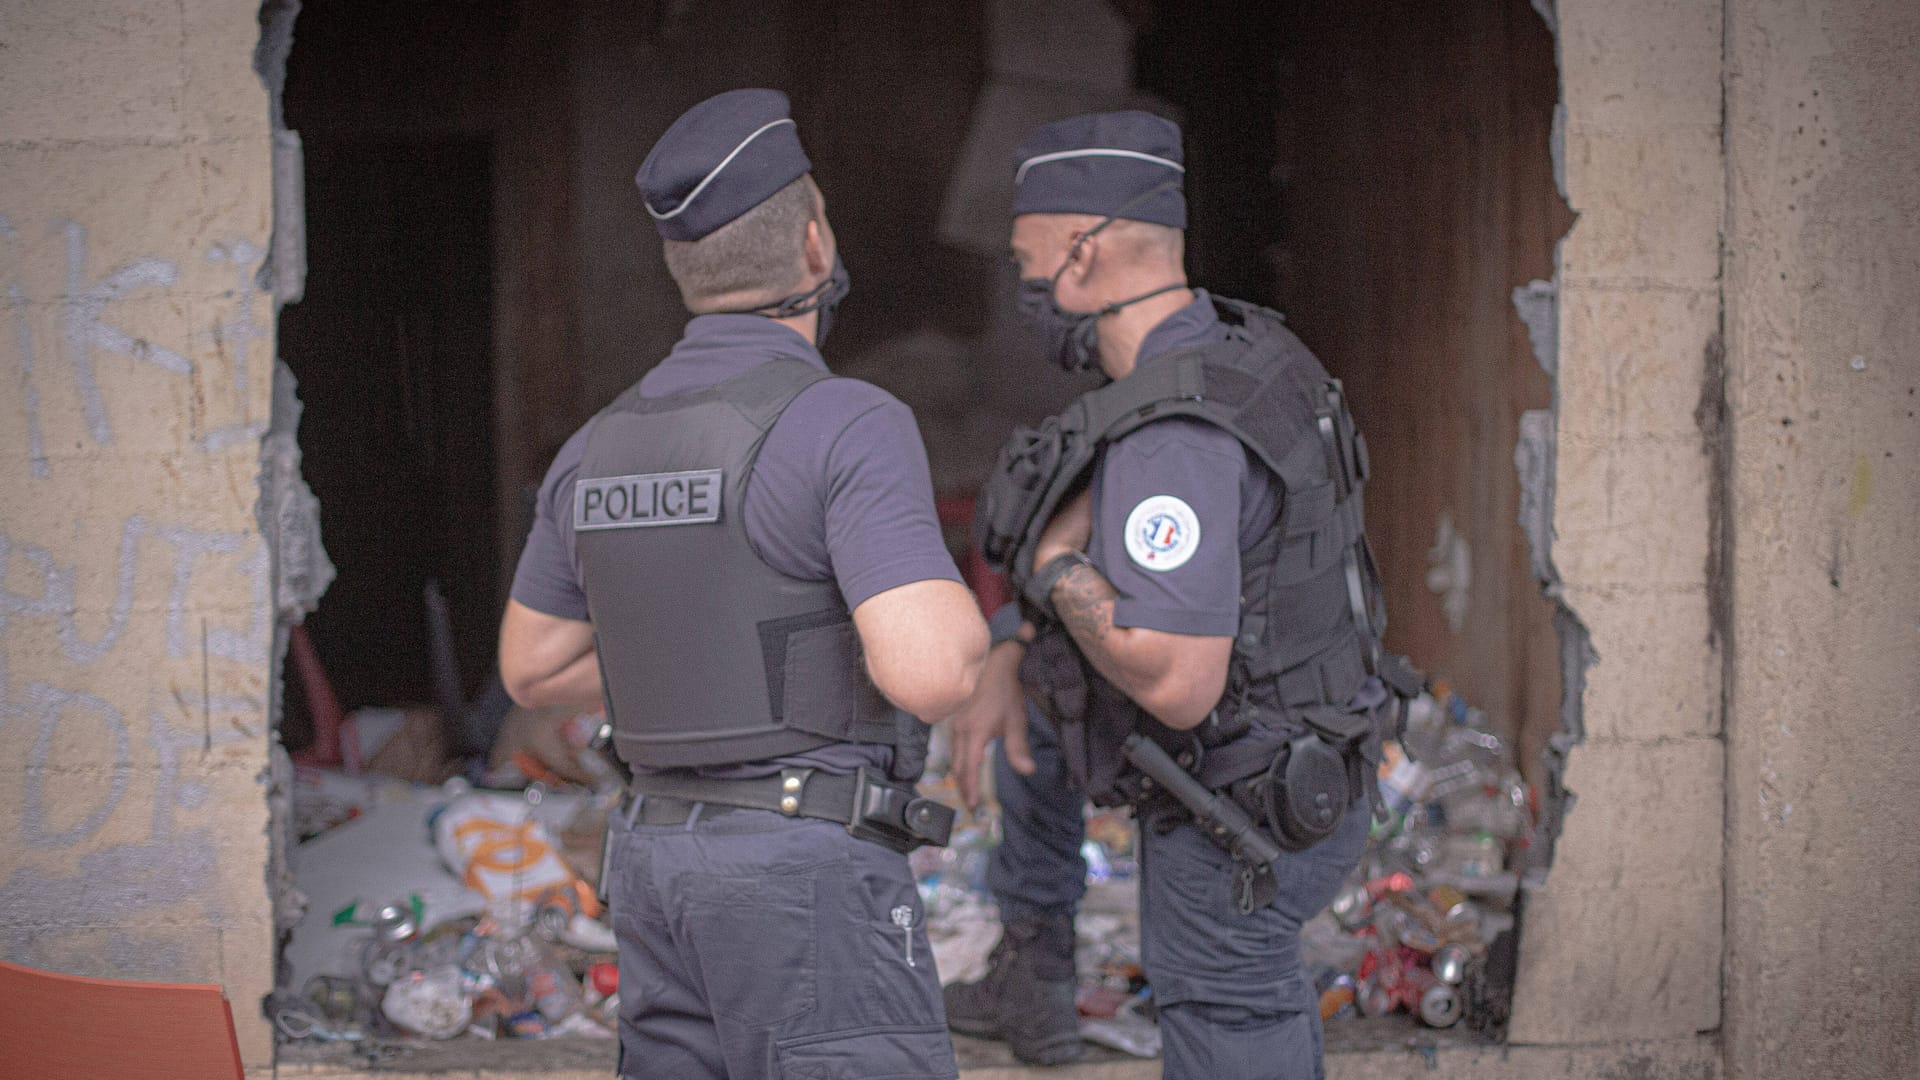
[498,599,603,709]
[1046,564,1231,729]
[852,579,989,721]
[1034,492,1231,729]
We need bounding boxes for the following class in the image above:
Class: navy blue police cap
[1011,111,1186,229]
[636,88,813,242]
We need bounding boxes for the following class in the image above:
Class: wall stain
[1847,457,1872,516]
[1693,332,1734,675]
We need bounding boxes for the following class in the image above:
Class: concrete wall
[0,0,278,1070]
[1721,0,1920,1076]
[1516,1,1920,1075]
[1508,0,1729,1048]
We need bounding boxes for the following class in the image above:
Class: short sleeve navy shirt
[1086,290,1279,637]
[511,315,961,622]
[509,316,961,775]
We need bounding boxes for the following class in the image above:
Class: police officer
[946,112,1399,1079]
[499,89,987,1080]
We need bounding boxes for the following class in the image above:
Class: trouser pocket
[680,869,821,1028]
[775,1024,958,1080]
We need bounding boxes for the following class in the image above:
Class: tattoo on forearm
[1054,563,1116,643]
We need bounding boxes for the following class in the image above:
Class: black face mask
[1017,257,1188,373]
[1015,186,1188,373]
[1015,273,1100,373]
[734,254,852,346]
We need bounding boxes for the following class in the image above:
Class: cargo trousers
[987,706,1369,1080]
[608,804,958,1080]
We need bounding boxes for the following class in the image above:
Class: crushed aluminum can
[1330,884,1373,930]
[1444,900,1484,938]
[1355,975,1395,1018]
[1418,982,1463,1028]
[1431,943,1472,986]
[372,899,419,943]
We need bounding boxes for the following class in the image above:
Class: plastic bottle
[381,965,473,1039]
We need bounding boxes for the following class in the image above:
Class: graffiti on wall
[0,211,274,979]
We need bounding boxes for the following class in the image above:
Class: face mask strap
[731,261,845,320]
[1043,179,1183,291]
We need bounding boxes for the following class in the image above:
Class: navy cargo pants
[608,803,958,1080]
[988,707,1369,1080]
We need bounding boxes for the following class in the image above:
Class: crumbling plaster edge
[252,0,310,1023]
[1509,0,1594,892]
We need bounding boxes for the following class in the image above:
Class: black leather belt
[622,765,955,853]
[618,794,744,826]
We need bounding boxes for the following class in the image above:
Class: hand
[1033,489,1094,567]
[945,639,1036,812]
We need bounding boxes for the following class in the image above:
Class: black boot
[943,914,1085,1066]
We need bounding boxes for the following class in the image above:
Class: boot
[943,914,1085,1066]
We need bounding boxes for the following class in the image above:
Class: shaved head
[1011,213,1185,282]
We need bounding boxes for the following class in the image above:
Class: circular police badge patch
[1124,495,1201,572]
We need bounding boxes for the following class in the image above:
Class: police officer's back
[499,89,986,1080]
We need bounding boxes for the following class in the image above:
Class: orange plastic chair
[0,960,246,1080]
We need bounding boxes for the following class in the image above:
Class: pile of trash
[275,681,1528,1051]
[1305,684,1532,1033]
[277,722,624,1045]
[913,681,1533,1054]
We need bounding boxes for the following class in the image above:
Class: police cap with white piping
[1011,110,1186,229]
[636,88,813,242]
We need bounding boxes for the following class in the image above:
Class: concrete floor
[272,1015,1485,1078]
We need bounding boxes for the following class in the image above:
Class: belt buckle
[846,767,955,853]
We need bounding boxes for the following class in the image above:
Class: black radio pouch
[1225,709,1371,851]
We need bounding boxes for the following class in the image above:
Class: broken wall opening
[275,1,509,745]
[265,0,1573,1064]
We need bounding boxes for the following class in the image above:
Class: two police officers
[499,89,986,1080]
[946,112,1406,1080]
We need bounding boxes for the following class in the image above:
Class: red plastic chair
[0,960,245,1079]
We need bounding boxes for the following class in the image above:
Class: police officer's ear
[800,178,833,279]
[1060,223,1101,288]
[802,217,831,278]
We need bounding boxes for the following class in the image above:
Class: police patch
[574,469,722,530]
[1124,495,1200,572]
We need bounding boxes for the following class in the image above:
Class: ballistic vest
[576,359,899,770]
[978,297,1405,785]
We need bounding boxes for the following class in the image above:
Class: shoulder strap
[1066,329,1312,481]
[606,358,833,423]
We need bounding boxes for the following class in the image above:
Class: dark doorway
[278,132,499,726]
[277,0,514,733]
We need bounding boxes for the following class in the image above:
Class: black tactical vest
[577,360,899,770]
[978,297,1416,801]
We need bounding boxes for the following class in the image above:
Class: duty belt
[622,766,955,854]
